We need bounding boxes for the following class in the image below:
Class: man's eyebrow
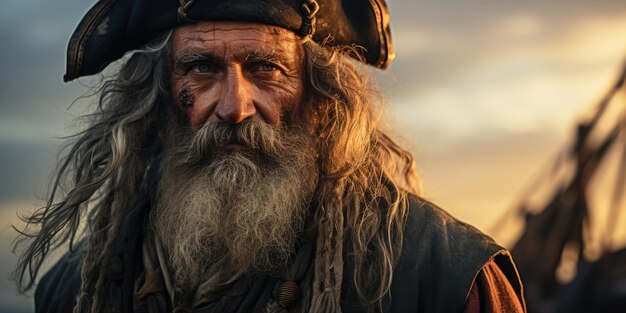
[173,50,221,68]
[245,49,292,65]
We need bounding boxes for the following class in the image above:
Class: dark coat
[35,196,524,313]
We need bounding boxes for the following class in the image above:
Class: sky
[1,0,625,311]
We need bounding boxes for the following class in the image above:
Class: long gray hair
[14,32,421,312]
[13,33,172,304]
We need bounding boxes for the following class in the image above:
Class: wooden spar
[510,57,626,313]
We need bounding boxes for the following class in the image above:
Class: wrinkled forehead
[171,21,304,60]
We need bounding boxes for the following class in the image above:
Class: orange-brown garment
[463,260,525,313]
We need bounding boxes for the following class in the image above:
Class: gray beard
[152,118,319,289]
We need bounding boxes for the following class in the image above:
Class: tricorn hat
[64,0,395,82]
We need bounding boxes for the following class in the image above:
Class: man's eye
[258,63,278,72]
[190,63,215,73]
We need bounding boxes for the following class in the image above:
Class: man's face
[170,21,306,127]
[156,22,318,287]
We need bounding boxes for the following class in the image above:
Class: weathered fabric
[35,196,525,313]
[463,260,525,313]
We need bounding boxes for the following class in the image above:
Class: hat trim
[368,0,394,69]
[64,0,115,82]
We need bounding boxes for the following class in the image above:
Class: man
[14,0,525,312]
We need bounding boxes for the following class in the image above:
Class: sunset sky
[1,0,625,311]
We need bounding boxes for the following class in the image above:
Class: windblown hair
[302,41,420,311]
[13,34,173,311]
[13,33,420,312]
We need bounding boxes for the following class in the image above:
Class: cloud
[0,0,93,119]
[388,11,626,144]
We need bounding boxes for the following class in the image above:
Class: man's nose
[214,67,256,124]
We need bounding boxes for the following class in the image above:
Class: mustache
[168,119,285,167]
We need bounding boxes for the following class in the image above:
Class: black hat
[64,0,395,82]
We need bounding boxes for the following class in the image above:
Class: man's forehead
[172,21,301,54]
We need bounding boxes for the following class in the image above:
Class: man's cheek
[169,78,211,126]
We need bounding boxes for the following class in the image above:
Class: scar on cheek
[178,87,194,108]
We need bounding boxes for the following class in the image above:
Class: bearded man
[14,1,525,312]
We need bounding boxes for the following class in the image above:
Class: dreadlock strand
[75,189,115,313]
[309,178,346,313]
